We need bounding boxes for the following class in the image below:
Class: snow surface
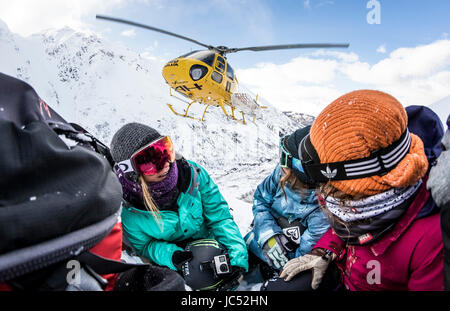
[0,20,314,290]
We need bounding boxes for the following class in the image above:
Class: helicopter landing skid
[218,102,246,125]
[166,102,204,121]
[167,89,248,124]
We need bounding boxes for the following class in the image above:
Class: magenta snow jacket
[314,179,444,291]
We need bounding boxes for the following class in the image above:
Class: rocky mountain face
[0,19,314,231]
[0,19,312,169]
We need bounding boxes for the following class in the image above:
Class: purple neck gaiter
[147,161,179,208]
[115,161,179,210]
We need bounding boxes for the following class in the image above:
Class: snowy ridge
[429,95,450,127]
[0,20,314,236]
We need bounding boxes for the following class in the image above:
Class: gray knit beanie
[110,122,162,162]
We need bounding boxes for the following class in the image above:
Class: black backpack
[0,72,185,291]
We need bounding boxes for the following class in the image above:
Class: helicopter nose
[162,59,179,82]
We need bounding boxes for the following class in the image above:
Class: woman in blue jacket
[244,125,329,274]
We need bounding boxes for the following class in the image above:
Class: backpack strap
[76,251,149,276]
[69,123,115,167]
[47,121,114,168]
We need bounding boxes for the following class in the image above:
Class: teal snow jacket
[121,160,248,271]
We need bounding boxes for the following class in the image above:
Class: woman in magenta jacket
[278,90,444,291]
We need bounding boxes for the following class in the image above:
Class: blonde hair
[279,168,312,200]
[138,175,163,229]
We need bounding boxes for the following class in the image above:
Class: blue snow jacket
[245,165,329,261]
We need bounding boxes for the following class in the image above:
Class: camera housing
[212,254,231,276]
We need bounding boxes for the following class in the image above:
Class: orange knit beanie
[310,90,428,196]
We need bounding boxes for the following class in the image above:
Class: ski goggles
[279,136,305,174]
[298,128,411,182]
[117,136,175,176]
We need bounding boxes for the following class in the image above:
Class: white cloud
[344,40,450,84]
[121,28,136,37]
[311,50,359,63]
[237,56,343,116]
[141,41,162,59]
[237,40,450,115]
[304,0,334,9]
[376,44,386,53]
[0,0,134,36]
[316,1,334,8]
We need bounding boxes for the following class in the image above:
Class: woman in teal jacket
[110,122,248,290]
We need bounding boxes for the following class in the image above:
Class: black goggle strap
[299,128,411,182]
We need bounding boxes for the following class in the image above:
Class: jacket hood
[406,105,444,167]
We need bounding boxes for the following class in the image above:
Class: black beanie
[283,125,314,185]
[284,125,311,159]
[110,122,162,163]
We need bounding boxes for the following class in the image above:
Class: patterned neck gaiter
[325,180,422,245]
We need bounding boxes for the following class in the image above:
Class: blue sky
[0,0,449,115]
[86,0,450,68]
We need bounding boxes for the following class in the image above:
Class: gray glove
[262,234,290,269]
[279,249,336,290]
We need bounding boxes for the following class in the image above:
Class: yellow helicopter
[96,15,349,124]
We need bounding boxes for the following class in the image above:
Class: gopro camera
[212,254,231,276]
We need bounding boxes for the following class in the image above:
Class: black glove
[114,264,186,291]
[172,250,193,270]
[217,266,245,291]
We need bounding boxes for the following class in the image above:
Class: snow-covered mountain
[429,95,450,128]
[0,19,314,237]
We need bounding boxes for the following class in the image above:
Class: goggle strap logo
[320,165,337,179]
[117,159,134,173]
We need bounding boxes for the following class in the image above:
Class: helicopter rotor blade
[96,15,212,50]
[226,43,349,54]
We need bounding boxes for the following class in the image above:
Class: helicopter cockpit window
[211,71,223,84]
[183,51,215,67]
[215,56,225,73]
[198,53,216,67]
[226,64,235,80]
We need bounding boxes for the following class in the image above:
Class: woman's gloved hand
[172,250,193,270]
[262,234,292,269]
[279,248,336,290]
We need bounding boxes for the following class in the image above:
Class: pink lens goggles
[118,136,175,176]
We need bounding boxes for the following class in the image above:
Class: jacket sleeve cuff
[257,229,278,248]
[167,247,185,271]
[312,228,346,260]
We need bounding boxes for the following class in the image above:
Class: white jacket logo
[283,226,301,244]
[321,166,337,179]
